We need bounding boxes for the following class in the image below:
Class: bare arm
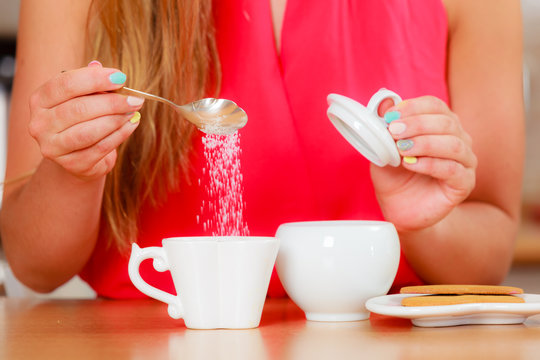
[400,0,524,284]
[0,0,142,292]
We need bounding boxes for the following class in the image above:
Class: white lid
[327,89,402,167]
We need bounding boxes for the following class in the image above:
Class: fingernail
[88,60,102,67]
[384,111,401,123]
[109,72,127,85]
[397,100,408,108]
[403,156,417,164]
[127,96,144,106]
[397,139,414,151]
[129,111,141,124]
[389,122,406,135]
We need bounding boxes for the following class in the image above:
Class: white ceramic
[366,293,540,327]
[128,236,279,329]
[327,89,402,167]
[275,221,400,322]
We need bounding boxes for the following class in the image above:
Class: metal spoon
[119,87,248,135]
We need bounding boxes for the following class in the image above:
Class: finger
[87,60,103,68]
[35,66,128,109]
[65,150,118,181]
[56,118,140,176]
[82,151,119,181]
[387,95,453,117]
[52,112,141,155]
[51,92,144,131]
[396,135,477,169]
[401,156,476,192]
[387,113,464,140]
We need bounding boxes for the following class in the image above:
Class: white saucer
[366,293,540,327]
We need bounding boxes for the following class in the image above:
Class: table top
[2,296,540,360]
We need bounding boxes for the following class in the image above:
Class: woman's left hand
[371,95,477,232]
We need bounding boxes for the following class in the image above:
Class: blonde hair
[87,0,220,249]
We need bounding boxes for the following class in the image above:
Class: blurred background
[518,0,540,263]
[0,1,539,296]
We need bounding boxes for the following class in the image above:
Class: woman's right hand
[27,61,144,181]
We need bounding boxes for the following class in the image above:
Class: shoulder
[442,0,521,36]
[17,0,93,61]
[14,0,94,91]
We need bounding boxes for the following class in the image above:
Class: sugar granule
[199,132,249,236]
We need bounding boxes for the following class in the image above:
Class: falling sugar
[199,132,249,236]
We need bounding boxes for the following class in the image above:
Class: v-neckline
[269,0,288,57]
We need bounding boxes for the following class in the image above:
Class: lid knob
[327,89,402,167]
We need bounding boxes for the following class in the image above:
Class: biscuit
[401,294,525,307]
[399,285,523,295]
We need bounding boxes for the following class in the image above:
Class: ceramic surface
[366,293,540,327]
[275,221,400,321]
[128,236,279,329]
[327,89,402,167]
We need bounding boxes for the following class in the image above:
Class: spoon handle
[119,87,183,113]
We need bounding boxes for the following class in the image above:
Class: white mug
[275,221,400,321]
[128,236,280,329]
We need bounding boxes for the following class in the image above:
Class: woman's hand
[28,61,144,181]
[371,96,478,232]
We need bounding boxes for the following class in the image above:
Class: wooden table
[2,297,540,360]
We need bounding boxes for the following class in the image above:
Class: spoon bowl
[120,87,248,135]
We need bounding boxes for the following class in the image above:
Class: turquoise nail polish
[384,111,401,123]
[397,139,414,151]
[109,72,127,85]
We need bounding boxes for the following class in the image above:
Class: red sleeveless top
[81,0,449,298]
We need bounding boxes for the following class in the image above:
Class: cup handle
[128,243,184,319]
[366,88,403,125]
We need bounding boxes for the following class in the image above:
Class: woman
[0,0,524,297]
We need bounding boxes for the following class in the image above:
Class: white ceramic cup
[275,221,400,322]
[128,236,280,329]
